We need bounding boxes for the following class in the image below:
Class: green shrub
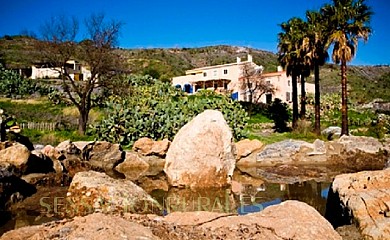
[90,76,248,147]
[0,64,49,98]
[268,98,290,133]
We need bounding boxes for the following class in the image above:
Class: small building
[30,60,91,80]
[172,54,315,104]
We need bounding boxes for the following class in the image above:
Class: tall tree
[38,14,123,134]
[322,0,372,135]
[299,67,310,120]
[303,10,330,135]
[278,17,307,129]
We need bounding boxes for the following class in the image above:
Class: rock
[0,167,36,211]
[66,171,161,216]
[202,200,341,239]
[255,139,312,165]
[327,169,390,240]
[0,213,160,240]
[83,141,124,171]
[73,141,94,152]
[33,144,44,151]
[239,136,388,169]
[164,110,236,188]
[42,145,64,160]
[145,200,341,240]
[327,136,388,170]
[138,177,169,192]
[322,126,342,140]
[115,151,150,180]
[0,143,30,171]
[235,139,263,160]
[133,137,171,157]
[56,140,80,155]
[308,139,327,155]
[24,150,56,174]
[338,135,384,154]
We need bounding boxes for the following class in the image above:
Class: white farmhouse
[172,54,314,104]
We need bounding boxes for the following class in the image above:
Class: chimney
[277,66,283,72]
[237,57,241,63]
[247,54,253,62]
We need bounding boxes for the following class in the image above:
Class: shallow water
[150,180,331,216]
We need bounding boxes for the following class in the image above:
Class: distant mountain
[1,35,390,103]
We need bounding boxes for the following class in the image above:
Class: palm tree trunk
[341,61,349,136]
[300,74,306,119]
[314,62,321,135]
[292,71,298,129]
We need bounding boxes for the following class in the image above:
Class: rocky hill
[1,35,390,103]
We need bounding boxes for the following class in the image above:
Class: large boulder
[144,200,341,240]
[164,110,236,188]
[0,143,30,171]
[66,171,161,216]
[238,136,388,170]
[133,137,171,157]
[327,169,390,240]
[327,136,388,170]
[254,139,314,166]
[0,213,160,240]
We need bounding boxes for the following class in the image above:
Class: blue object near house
[184,84,193,93]
[231,92,239,100]
[175,84,182,89]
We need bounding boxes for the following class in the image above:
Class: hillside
[1,35,390,103]
[118,45,280,79]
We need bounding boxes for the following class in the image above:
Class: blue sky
[1,0,389,66]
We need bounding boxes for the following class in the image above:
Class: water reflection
[236,181,331,216]
[149,180,331,216]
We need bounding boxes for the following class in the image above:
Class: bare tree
[38,14,123,134]
[240,62,275,104]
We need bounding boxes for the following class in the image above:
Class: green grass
[0,98,65,122]
[0,97,101,146]
[247,113,272,124]
[21,129,95,146]
[247,130,327,145]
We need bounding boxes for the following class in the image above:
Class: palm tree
[303,10,330,135]
[299,66,311,120]
[321,0,372,135]
[278,17,307,129]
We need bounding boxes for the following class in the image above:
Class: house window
[224,69,228,74]
[203,72,207,77]
[286,92,291,102]
[288,80,290,86]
